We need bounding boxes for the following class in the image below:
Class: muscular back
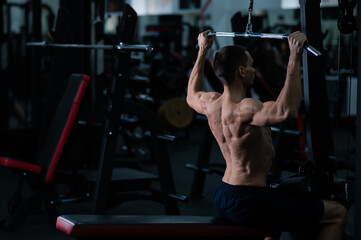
[203,93,275,187]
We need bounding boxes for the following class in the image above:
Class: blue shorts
[213,181,324,231]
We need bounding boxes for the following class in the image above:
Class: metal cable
[246,0,254,34]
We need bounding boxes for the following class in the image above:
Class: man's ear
[238,66,245,78]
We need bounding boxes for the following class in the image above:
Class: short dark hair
[213,45,248,85]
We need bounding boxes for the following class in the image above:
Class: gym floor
[0,121,356,239]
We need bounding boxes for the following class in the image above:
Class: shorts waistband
[218,181,268,194]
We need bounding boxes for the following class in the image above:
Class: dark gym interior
[0,0,360,239]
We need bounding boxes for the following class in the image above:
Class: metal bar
[305,45,321,56]
[208,31,287,39]
[355,1,361,239]
[208,32,321,56]
[30,0,42,128]
[270,127,302,136]
[25,41,153,52]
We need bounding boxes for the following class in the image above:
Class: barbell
[26,41,153,52]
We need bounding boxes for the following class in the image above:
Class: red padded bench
[56,214,280,239]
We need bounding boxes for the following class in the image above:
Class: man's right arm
[186,30,215,115]
[247,31,307,127]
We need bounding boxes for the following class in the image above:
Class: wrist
[198,47,208,55]
[289,52,302,62]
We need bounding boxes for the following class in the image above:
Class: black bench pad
[56,214,279,239]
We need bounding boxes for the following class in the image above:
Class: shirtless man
[187,30,347,239]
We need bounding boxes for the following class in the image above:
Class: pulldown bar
[208,32,322,57]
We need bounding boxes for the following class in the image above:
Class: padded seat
[56,214,280,239]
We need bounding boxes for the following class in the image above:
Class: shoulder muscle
[238,98,276,126]
[188,92,221,115]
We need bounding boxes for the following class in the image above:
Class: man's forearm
[276,54,302,118]
[187,49,207,98]
[286,57,302,108]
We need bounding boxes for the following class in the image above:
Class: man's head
[213,45,254,87]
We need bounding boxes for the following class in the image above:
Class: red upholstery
[0,157,42,174]
[56,215,279,239]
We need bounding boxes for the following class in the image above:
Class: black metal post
[0,1,3,68]
[92,4,137,214]
[92,68,127,214]
[299,0,334,173]
[29,0,42,127]
[354,1,361,238]
[6,3,11,68]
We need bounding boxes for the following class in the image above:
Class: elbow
[278,101,300,121]
[186,95,192,107]
[287,102,301,120]
[284,109,299,121]
[275,107,298,123]
[186,95,194,109]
